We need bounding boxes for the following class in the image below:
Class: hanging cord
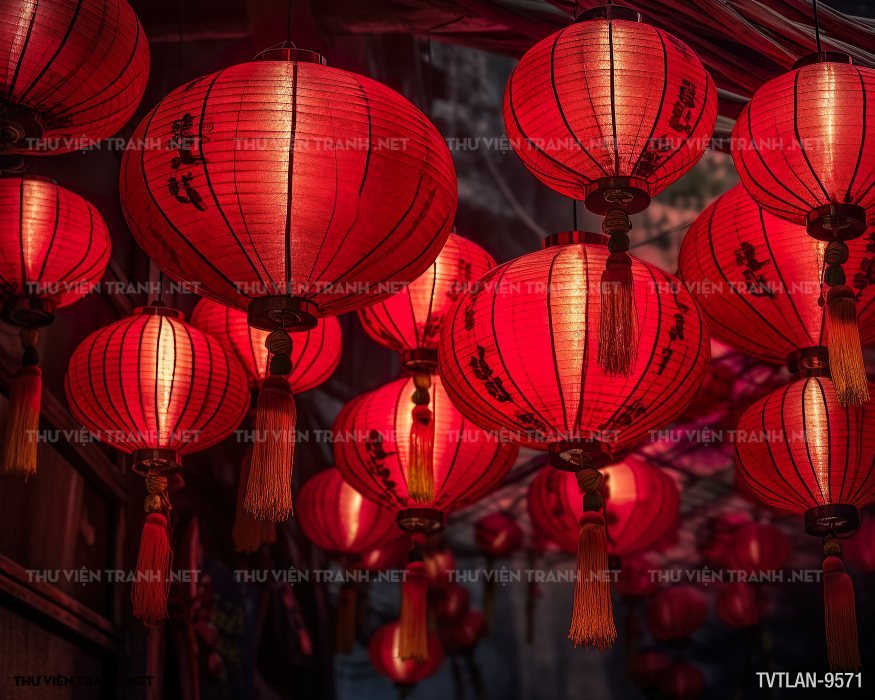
[572,199,578,231]
[286,0,293,44]
[812,0,822,52]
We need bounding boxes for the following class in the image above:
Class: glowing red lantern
[65,306,250,625]
[358,537,409,573]
[679,184,875,406]
[474,512,524,559]
[358,232,496,371]
[441,609,486,652]
[0,0,149,154]
[121,49,457,523]
[727,523,790,574]
[0,176,111,476]
[369,621,443,687]
[435,583,470,623]
[716,583,761,629]
[527,457,679,558]
[615,554,660,599]
[190,298,341,393]
[646,586,707,641]
[843,518,875,573]
[736,374,875,670]
[423,546,455,591]
[661,663,705,700]
[701,512,752,569]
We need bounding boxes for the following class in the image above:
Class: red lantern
[527,457,679,558]
[474,512,524,559]
[679,184,875,405]
[358,232,496,371]
[1,176,111,476]
[715,583,761,629]
[701,512,752,569]
[120,49,457,523]
[358,537,409,573]
[295,467,398,556]
[504,7,716,210]
[65,306,250,625]
[369,621,444,687]
[615,554,660,599]
[441,609,486,652]
[629,651,672,690]
[736,374,875,670]
[727,523,790,574]
[646,586,708,641]
[843,517,875,573]
[423,546,455,592]
[0,0,149,154]
[190,298,341,393]
[661,663,705,700]
[435,583,470,623]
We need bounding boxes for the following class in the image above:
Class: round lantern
[369,621,444,688]
[423,546,455,592]
[701,512,752,569]
[715,582,761,629]
[441,609,487,652]
[120,49,457,524]
[65,306,250,625]
[0,176,111,476]
[661,663,705,700]
[735,374,875,670]
[358,537,409,573]
[190,298,341,393]
[504,6,716,211]
[527,457,680,557]
[474,512,524,559]
[646,586,708,641]
[679,184,875,406]
[358,232,496,372]
[0,0,149,155]
[615,553,661,599]
[435,583,471,623]
[727,523,790,574]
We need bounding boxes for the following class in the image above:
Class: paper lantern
[661,663,705,700]
[0,176,111,476]
[716,583,761,629]
[423,546,455,592]
[369,621,443,687]
[295,467,398,556]
[358,537,409,573]
[504,6,716,211]
[646,586,708,641]
[527,457,679,557]
[615,554,660,599]
[358,232,496,372]
[735,374,875,670]
[0,0,148,154]
[435,583,471,623]
[679,184,875,405]
[120,49,457,523]
[474,512,524,559]
[727,523,790,574]
[441,609,487,652]
[190,298,341,393]
[65,306,249,625]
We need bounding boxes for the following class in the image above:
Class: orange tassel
[822,538,860,671]
[599,211,636,377]
[335,583,358,654]
[132,512,172,626]
[399,560,428,661]
[246,375,296,521]
[1,328,41,477]
[569,510,616,649]
[232,450,277,552]
[408,374,435,503]
[826,285,869,407]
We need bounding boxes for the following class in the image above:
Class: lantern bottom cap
[584,177,651,216]
[247,296,319,331]
[397,508,446,534]
[548,439,613,471]
[0,101,44,150]
[1,296,55,328]
[787,346,830,380]
[401,349,439,374]
[804,504,859,537]
[805,203,867,241]
[132,449,181,474]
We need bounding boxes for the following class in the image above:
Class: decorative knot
[412,373,431,406]
[144,472,170,514]
[266,329,293,377]
[576,467,605,494]
[823,535,842,557]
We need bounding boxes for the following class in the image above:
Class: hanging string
[176,0,187,86]
[287,0,293,45]
[572,199,578,231]
[812,0,822,52]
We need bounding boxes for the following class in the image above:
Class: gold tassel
[1,328,42,477]
[407,373,435,503]
[598,210,636,376]
[399,559,428,661]
[822,536,861,671]
[827,286,869,406]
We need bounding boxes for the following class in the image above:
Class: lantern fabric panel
[369,621,443,685]
[731,61,875,225]
[728,523,790,573]
[65,307,250,455]
[678,184,875,364]
[120,58,457,316]
[0,177,111,310]
[474,512,524,558]
[190,298,341,392]
[527,457,679,556]
[439,240,710,451]
[333,374,518,514]
[646,586,708,641]
[716,582,761,629]
[735,376,875,514]
[0,0,149,154]
[504,18,717,201]
[358,233,497,355]
[295,467,398,555]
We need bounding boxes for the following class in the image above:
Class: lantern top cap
[254,46,327,65]
[792,51,853,69]
[543,231,608,248]
[1,173,57,185]
[575,4,642,23]
[133,305,184,320]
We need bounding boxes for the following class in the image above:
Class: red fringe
[132,512,172,626]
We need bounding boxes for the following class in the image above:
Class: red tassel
[246,375,296,521]
[408,374,435,503]
[569,510,616,649]
[826,285,869,407]
[599,212,637,377]
[132,512,172,626]
[822,540,860,671]
[399,560,428,661]
[335,583,358,654]
[1,328,42,477]
[232,450,277,552]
